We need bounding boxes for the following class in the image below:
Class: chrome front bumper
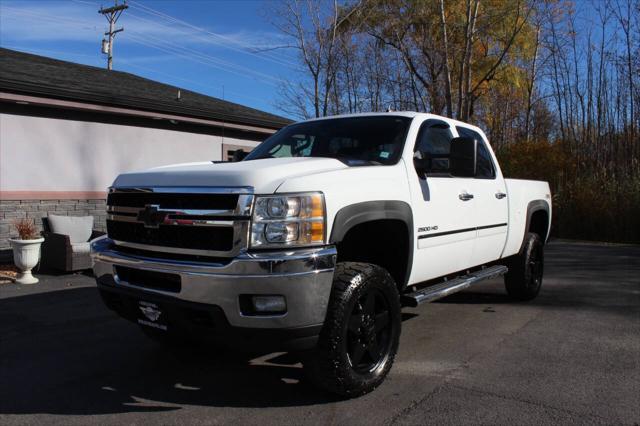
[92,238,337,329]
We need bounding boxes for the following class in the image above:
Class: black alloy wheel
[527,239,544,294]
[304,262,401,397]
[505,232,544,301]
[346,287,393,374]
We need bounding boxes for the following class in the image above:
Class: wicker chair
[41,215,105,272]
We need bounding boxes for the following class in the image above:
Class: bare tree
[272,0,360,118]
[439,0,453,117]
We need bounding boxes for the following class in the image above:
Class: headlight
[251,193,325,248]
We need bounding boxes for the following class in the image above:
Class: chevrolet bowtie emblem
[137,204,167,228]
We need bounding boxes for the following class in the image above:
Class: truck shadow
[0,241,637,415]
[0,285,447,416]
[0,287,345,416]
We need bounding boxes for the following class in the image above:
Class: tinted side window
[415,121,453,174]
[456,127,496,179]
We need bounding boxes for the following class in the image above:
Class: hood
[112,157,349,194]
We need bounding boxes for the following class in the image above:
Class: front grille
[107,192,239,210]
[107,220,233,251]
[114,266,181,293]
[106,188,251,257]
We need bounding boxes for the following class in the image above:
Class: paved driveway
[0,241,638,425]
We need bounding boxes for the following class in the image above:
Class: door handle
[495,192,507,199]
[459,193,474,201]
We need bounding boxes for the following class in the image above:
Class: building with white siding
[0,48,291,259]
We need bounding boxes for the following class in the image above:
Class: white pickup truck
[92,112,551,397]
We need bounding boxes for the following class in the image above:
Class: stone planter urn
[9,237,44,284]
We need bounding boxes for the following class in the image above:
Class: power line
[99,0,128,70]
[2,6,284,86]
[128,0,296,66]
[126,0,299,69]
[73,0,297,67]
[125,33,284,87]
[124,12,286,84]
[2,6,282,86]
[2,2,292,91]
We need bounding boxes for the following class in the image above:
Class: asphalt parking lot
[0,241,638,425]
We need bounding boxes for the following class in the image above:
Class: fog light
[252,295,287,314]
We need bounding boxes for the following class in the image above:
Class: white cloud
[0,2,103,42]
[212,29,291,51]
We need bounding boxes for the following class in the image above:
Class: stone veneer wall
[0,199,106,262]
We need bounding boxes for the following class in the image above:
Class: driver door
[407,119,477,283]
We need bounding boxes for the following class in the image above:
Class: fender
[521,199,550,250]
[330,200,413,288]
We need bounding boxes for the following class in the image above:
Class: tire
[304,262,402,397]
[505,232,544,301]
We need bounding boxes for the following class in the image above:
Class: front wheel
[505,232,544,301]
[304,262,401,397]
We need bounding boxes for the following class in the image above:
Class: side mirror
[449,137,477,177]
[231,149,248,162]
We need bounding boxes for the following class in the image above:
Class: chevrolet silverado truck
[92,112,551,396]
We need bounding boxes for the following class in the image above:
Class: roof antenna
[176,89,181,101]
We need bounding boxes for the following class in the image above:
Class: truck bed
[502,179,552,258]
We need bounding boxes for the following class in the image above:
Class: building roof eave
[0,91,279,135]
[0,48,294,131]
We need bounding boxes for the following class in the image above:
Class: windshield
[244,116,412,166]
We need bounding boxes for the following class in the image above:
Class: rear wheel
[505,232,544,301]
[304,262,401,397]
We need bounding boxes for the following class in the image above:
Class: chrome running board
[401,265,508,307]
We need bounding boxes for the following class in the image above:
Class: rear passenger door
[455,126,508,266]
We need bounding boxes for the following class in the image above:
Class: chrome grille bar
[110,186,253,194]
[106,214,234,227]
[107,206,243,217]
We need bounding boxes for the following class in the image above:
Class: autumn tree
[268,0,640,241]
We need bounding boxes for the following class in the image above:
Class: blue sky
[0,0,298,117]
[0,0,625,122]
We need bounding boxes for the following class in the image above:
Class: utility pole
[99,0,128,70]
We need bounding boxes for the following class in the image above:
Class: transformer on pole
[99,0,128,70]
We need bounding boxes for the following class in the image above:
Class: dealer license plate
[137,301,168,331]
